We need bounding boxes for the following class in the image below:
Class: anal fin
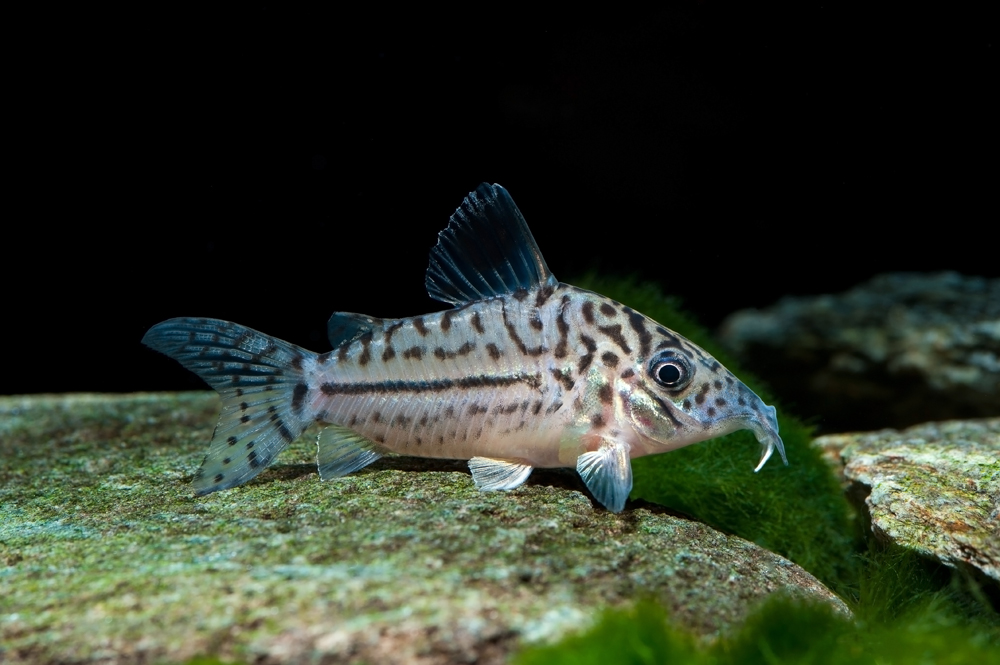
[576,440,633,513]
[469,456,533,491]
[317,425,383,480]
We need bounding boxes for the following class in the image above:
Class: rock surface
[719,272,1000,432]
[814,418,999,582]
[1,393,846,664]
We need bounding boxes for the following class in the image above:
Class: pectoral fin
[468,456,533,491]
[316,425,383,480]
[576,440,633,513]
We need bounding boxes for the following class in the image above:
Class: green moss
[573,274,857,591]
[517,574,999,665]
[516,598,708,665]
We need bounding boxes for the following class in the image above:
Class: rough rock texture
[719,272,1000,432]
[1,393,846,664]
[814,418,999,582]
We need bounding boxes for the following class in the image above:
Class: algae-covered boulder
[1,393,846,664]
[815,418,1000,582]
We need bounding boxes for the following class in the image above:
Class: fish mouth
[746,404,787,472]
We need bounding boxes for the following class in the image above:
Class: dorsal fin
[425,183,557,305]
[327,312,383,348]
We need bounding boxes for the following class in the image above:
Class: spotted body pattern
[144,184,785,512]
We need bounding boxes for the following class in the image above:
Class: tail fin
[142,317,314,495]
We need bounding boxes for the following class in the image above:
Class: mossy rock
[1,393,845,664]
[815,418,1000,582]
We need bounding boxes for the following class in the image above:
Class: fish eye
[649,353,691,390]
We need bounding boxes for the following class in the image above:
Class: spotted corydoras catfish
[143,183,786,512]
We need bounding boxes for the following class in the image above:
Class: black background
[7,6,995,396]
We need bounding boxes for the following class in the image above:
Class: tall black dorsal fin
[327,312,384,349]
[425,183,557,305]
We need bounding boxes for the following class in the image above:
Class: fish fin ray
[327,312,385,349]
[316,425,383,480]
[576,440,633,513]
[468,456,533,491]
[142,317,311,494]
[426,183,557,305]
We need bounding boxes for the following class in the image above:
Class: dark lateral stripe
[319,373,541,395]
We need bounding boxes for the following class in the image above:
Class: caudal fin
[142,317,314,495]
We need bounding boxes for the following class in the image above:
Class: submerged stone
[815,418,999,582]
[719,272,1000,432]
[1,393,846,664]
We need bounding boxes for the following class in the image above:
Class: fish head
[618,325,787,471]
